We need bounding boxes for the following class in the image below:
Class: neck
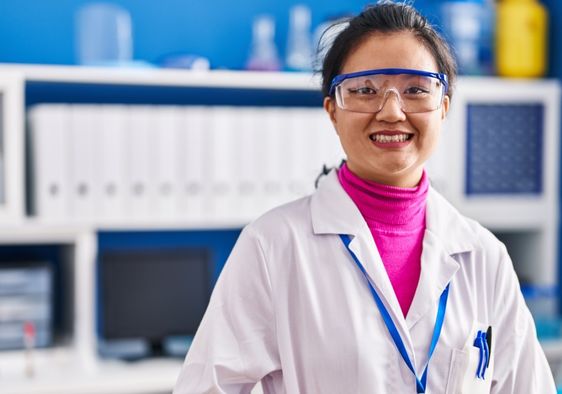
[338,162,429,227]
[346,162,424,188]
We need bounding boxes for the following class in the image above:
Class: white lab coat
[174,170,555,394]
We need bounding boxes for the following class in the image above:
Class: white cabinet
[0,64,558,393]
[427,77,560,289]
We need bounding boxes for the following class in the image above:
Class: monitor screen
[99,248,211,342]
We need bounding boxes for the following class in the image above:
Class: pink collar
[337,163,428,230]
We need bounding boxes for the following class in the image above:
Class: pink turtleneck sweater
[338,163,429,316]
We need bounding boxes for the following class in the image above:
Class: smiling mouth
[369,133,413,143]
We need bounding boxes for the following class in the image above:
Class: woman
[174,2,555,393]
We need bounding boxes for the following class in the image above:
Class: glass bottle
[246,15,281,71]
[286,5,313,71]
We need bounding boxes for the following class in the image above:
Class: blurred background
[0,0,562,393]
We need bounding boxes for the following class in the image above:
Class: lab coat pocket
[446,346,493,394]
[446,319,494,394]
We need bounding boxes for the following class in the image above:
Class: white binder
[95,105,128,221]
[259,108,289,213]
[179,106,210,222]
[68,105,97,221]
[304,108,326,190]
[28,104,70,220]
[233,107,260,222]
[125,106,154,220]
[153,106,181,220]
[286,107,318,200]
[208,106,237,221]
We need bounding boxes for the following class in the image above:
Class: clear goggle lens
[334,73,445,114]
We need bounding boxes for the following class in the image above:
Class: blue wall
[0,0,441,70]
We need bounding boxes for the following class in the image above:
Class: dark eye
[349,86,377,95]
[404,86,430,95]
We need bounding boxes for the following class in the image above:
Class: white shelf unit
[0,64,559,393]
[427,77,560,287]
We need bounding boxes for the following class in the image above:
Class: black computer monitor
[99,248,211,355]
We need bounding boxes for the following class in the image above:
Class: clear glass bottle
[246,15,281,71]
[286,5,313,71]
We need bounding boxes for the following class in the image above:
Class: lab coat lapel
[311,170,411,344]
[405,188,474,330]
[405,230,459,330]
[346,231,406,330]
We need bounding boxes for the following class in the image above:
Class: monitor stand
[150,340,164,357]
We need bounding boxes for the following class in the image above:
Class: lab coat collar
[310,169,475,255]
[311,169,477,334]
[425,188,475,256]
[311,169,369,236]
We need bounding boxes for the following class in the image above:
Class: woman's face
[324,31,450,187]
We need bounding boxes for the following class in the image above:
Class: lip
[369,130,414,149]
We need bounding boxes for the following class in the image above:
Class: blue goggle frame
[329,68,449,96]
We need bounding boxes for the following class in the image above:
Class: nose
[375,89,407,122]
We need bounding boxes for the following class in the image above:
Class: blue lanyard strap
[339,234,450,393]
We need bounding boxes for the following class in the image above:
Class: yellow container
[496,0,548,78]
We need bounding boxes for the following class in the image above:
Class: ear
[323,96,337,125]
[441,95,450,120]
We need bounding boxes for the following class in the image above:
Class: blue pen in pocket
[473,330,489,379]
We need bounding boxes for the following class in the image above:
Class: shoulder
[244,195,313,245]
[248,194,313,233]
[217,197,313,287]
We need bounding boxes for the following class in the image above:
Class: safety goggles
[329,68,449,114]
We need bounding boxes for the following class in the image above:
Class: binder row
[28,104,345,224]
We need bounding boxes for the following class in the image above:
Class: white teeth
[371,134,411,143]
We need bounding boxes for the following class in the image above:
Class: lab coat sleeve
[173,225,280,394]
[491,245,556,393]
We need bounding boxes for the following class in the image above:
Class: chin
[380,160,416,175]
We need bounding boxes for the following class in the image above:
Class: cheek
[334,112,373,138]
[411,114,442,143]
